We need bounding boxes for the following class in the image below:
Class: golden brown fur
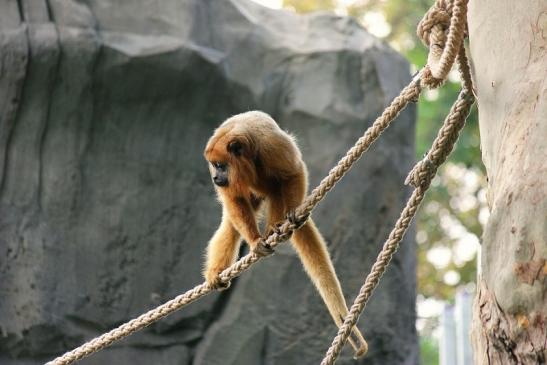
[203,111,368,357]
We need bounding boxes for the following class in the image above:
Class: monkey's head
[204,128,257,190]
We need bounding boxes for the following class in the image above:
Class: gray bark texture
[468,1,547,364]
[0,1,418,364]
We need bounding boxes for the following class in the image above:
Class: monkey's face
[205,131,257,190]
[206,140,244,188]
[209,161,229,187]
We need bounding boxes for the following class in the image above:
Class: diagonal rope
[45,63,423,365]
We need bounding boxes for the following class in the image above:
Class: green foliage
[283,0,336,12]
[420,336,440,365]
[416,163,484,299]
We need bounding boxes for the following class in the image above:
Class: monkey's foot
[205,270,231,290]
[252,240,275,257]
[286,210,310,229]
[266,222,292,240]
[208,276,231,290]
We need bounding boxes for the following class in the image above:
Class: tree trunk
[468,1,547,364]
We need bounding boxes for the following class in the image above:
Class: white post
[455,288,473,365]
[440,304,457,365]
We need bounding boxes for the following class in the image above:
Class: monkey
[203,111,368,358]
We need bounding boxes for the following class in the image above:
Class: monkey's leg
[291,219,368,358]
[204,209,241,289]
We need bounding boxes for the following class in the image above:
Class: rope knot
[417,1,452,88]
[417,5,451,47]
[416,0,467,88]
[405,156,436,189]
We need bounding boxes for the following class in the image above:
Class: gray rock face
[0,1,417,364]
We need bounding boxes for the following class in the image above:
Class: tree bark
[468,1,547,364]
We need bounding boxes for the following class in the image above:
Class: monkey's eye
[212,162,226,170]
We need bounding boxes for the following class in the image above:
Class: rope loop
[417,0,468,88]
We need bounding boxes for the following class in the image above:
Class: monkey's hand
[251,239,275,257]
[265,222,282,238]
[205,268,231,290]
[265,211,311,242]
[265,220,294,242]
[286,210,310,229]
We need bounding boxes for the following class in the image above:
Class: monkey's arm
[204,208,241,288]
[219,193,262,250]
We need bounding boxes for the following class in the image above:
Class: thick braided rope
[44,70,422,365]
[319,57,475,365]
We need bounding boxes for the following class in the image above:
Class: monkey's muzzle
[213,176,228,187]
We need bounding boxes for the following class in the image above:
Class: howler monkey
[203,111,367,357]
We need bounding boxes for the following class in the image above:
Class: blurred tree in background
[281,0,486,356]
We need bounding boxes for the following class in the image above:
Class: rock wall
[0,1,418,364]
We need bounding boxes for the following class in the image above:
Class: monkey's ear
[227,140,244,156]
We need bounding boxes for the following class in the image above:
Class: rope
[319,0,475,362]
[457,45,474,94]
[45,56,422,365]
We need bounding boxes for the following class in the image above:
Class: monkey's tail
[291,219,368,358]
